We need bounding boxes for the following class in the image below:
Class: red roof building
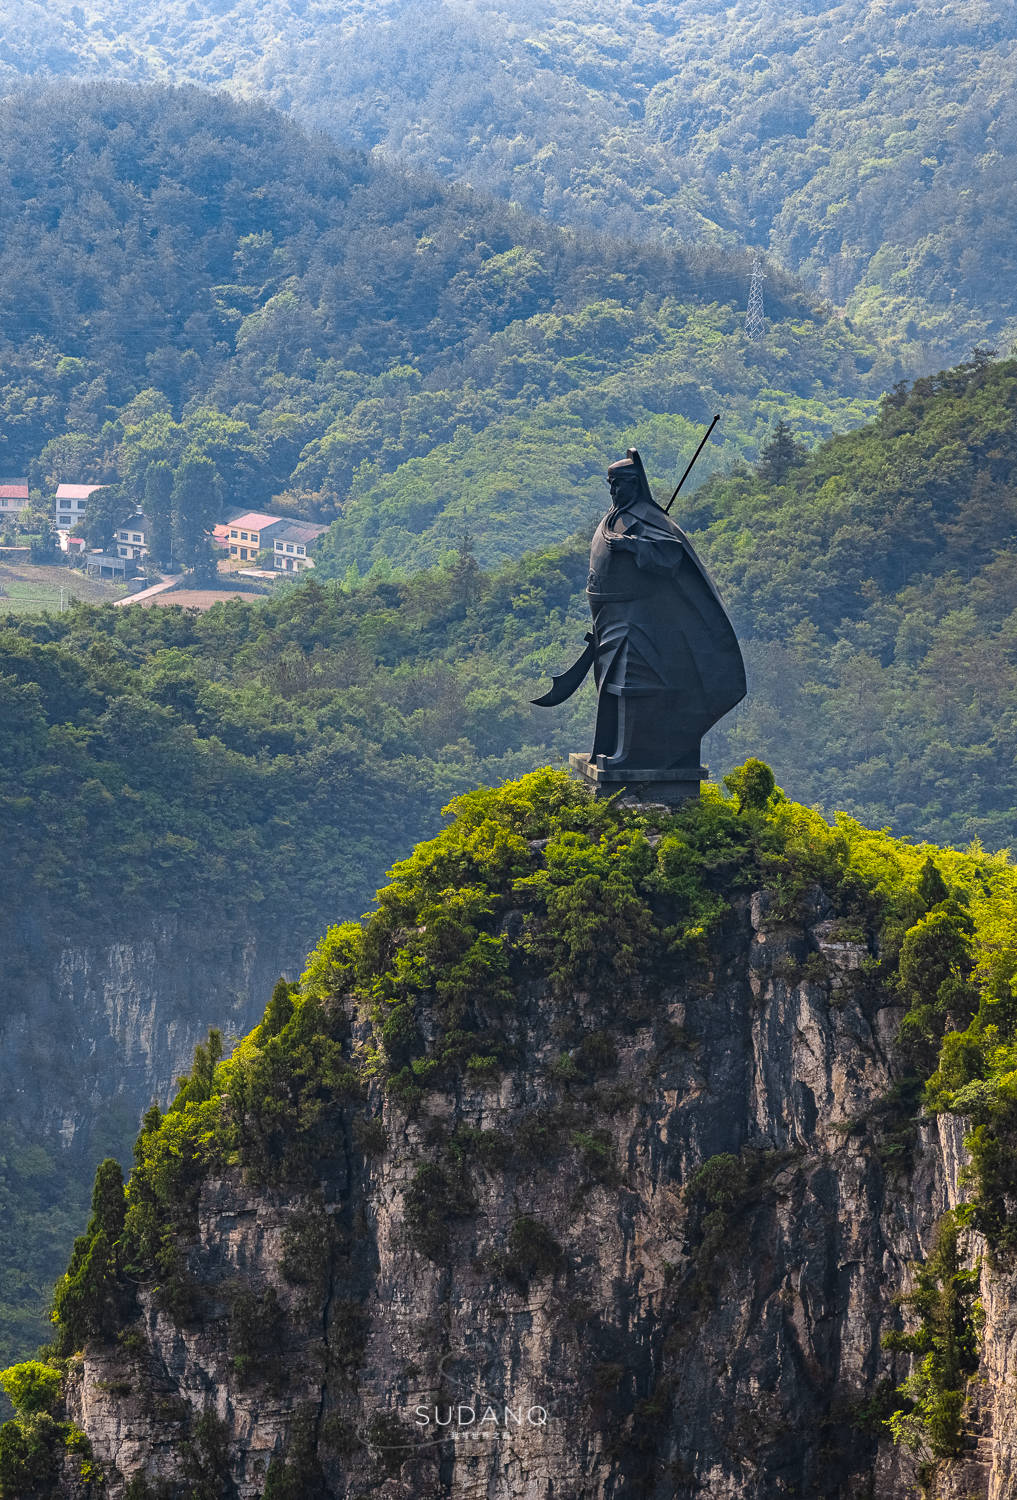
[224,512,284,562]
[0,477,29,516]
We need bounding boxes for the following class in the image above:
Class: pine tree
[917,857,950,911]
[262,979,296,1038]
[51,1159,127,1352]
[757,420,808,485]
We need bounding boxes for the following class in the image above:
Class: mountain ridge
[0,80,883,558]
[2,0,1014,359]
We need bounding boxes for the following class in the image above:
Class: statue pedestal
[569,753,706,805]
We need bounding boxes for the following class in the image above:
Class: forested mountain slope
[0,350,1013,1365]
[7,354,1017,936]
[0,83,883,562]
[2,1,1015,360]
[695,352,1017,846]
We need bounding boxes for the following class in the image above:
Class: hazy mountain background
[0,83,885,569]
[1,0,1015,364]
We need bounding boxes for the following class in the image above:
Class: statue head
[607,448,655,509]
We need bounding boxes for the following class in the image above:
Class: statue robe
[586,493,746,763]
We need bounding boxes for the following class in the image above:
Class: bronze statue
[534,442,745,800]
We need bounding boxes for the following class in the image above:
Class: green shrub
[684,1149,784,1287]
[884,1212,980,1459]
[0,1412,63,1496]
[573,1031,618,1075]
[228,1285,284,1383]
[261,979,296,1039]
[464,1053,501,1080]
[495,1215,565,1291]
[402,1163,474,1260]
[723,758,776,813]
[515,1106,573,1161]
[0,1363,62,1418]
[897,905,978,1069]
[177,1409,234,1499]
[450,1126,511,1169]
[262,1411,328,1498]
[569,1128,618,1184]
[280,1211,338,1293]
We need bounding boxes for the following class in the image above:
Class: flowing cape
[586,496,746,722]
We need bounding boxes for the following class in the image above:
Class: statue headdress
[607,447,656,507]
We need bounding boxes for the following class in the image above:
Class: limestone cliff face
[3,912,299,1147]
[0,905,305,1353]
[58,883,1005,1499]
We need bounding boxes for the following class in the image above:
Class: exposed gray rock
[0,903,306,1351]
[59,892,1005,1498]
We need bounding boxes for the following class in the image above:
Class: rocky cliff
[12,768,1017,1499]
[0,905,306,1362]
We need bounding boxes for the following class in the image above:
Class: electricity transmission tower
[746,260,766,341]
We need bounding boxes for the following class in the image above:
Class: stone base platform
[569,752,707,805]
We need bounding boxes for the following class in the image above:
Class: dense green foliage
[0,1357,96,1498]
[0,546,590,924]
[0,82,885,565]
[2,1,1014,358]
[884,1212,982,1463]
[694,353,1017,849]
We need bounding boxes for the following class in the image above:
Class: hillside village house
[115,512,150,561]
[0,478,29,519]
[226,512,283,561]
[55,482,106,532]
[271,519,327,571]
[224,511,327,569]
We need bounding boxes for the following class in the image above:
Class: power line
[746,259,766,342]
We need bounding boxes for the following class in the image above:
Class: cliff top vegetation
[3,764,1017,1489]
[42,765,1017,1344]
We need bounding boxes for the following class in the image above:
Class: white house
[115,512,151,562]
[55,483,106,532]
[271,519,328,572]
